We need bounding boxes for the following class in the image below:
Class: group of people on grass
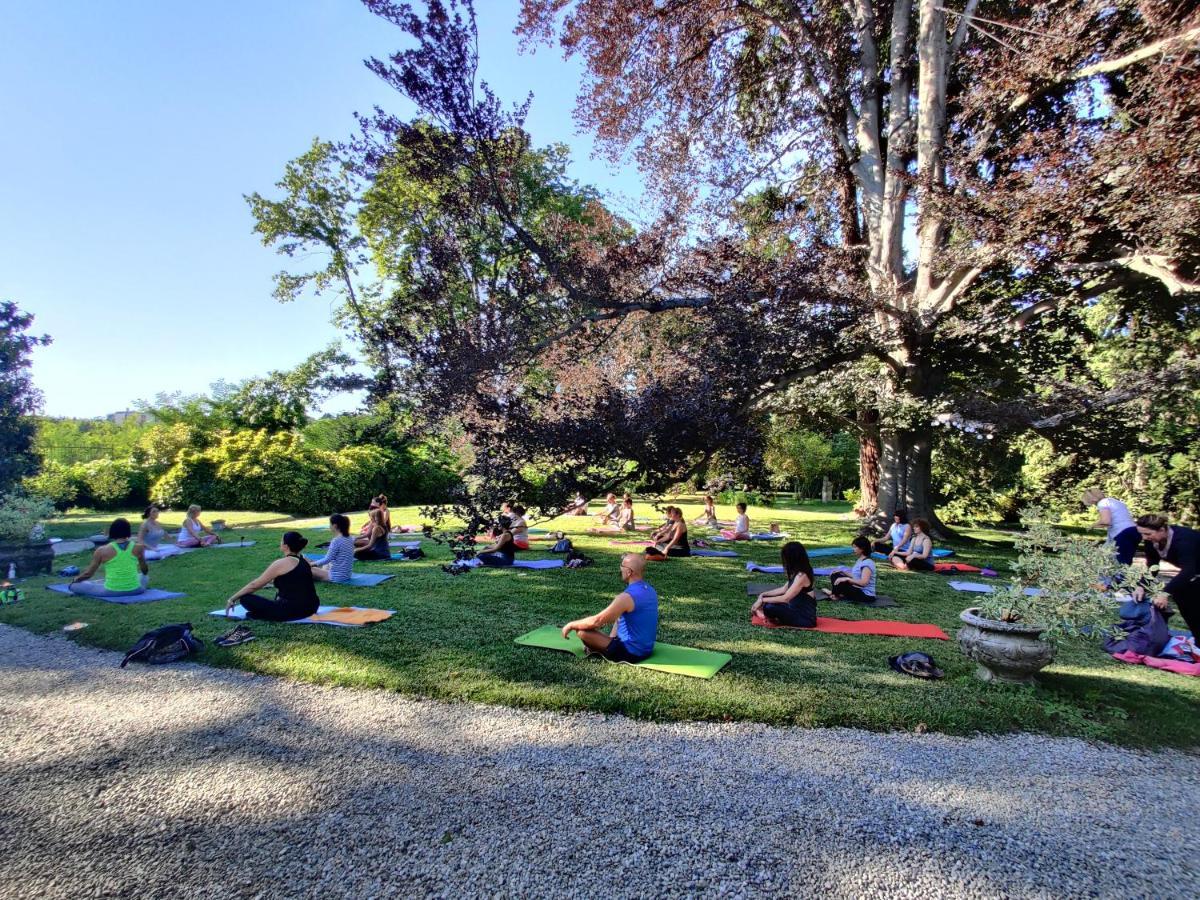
[870,509,937,571]
[67,489,1199,647]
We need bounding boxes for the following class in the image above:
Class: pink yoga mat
[751,611,949,640]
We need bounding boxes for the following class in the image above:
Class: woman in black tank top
[225,532,326,622]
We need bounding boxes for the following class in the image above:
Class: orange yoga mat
[751,612,949,640]
[308,607,394,626]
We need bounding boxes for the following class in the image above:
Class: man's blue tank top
[616,580,658,657]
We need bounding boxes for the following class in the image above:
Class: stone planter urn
[957,607,1056,685]
[0,539,55,578]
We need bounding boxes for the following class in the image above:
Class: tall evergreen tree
[0,301,51,493]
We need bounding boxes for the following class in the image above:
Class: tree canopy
[250,0,1200,530]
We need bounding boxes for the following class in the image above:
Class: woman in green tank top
[70,518,150,597]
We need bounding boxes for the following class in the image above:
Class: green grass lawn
[4,500,1198,748]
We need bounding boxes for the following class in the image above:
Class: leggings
[1113,527,1140,566]
[178,535,218,548]
[646,546,690,558]
[762,597,817,628]
[905,557,934,572]
[829,572,872,603]
[239,593,319,622]
[68,575,149,598]
[354,547,391,561]
[477,552,513,567]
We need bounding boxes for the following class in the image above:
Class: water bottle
[7,562,15,580]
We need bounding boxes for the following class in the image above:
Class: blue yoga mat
[334,573,395,587]
[510,558,564,569]
[46,583,185,603]
[691,549,739,558]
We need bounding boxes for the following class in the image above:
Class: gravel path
[2,623,1197,899]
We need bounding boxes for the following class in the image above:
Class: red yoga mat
[751,611,949,640]
[933,562,982,574]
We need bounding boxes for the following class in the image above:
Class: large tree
[256,0,1198,531]
[0,301,51,493]
[514,0,1200,529]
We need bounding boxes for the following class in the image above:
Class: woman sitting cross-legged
[311,514,356,583]
[354,508,392,561]
[646,507,690,559]
[826,536,877,603]
[751,541,817,627]
[872,509,912,556]
[225,531,329,621]
[477,525,517,567]
[888,518,935,571]
[69,518,151,597]
[138,505,185,560]
[177,504,221,548]
[720,502,751,540]
[692,495,719,527]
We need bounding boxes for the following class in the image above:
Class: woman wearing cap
[225,531,329,621]
[1082,488,1140,565]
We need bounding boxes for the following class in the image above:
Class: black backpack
[565,548,594,568]
[401,547,425,560]
[120,623,203,668]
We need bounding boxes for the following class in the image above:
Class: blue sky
[1,0,642,418]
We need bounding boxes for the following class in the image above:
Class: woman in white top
[1082,488,1140,565]
[826,537,877,602]
[721,502,751,540]
[888,518,933,571]
[594,493,619,525]
[177,504,220,548]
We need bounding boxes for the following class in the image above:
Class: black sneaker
[215,625,256,647]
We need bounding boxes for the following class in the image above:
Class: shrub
[72,458,149,510]
[0,491,56,542]
[717,488,774,508]
[976,507,1141,642]
[23,460,79,510]
[151,429,459,516]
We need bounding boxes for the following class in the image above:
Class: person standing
[1082,488,1140,565]
[1135,514,1200,637]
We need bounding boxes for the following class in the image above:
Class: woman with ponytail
[224,531,328,621]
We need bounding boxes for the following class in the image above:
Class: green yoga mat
[514,625,732,679]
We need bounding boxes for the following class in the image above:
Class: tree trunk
[875,426,956,539]
[857,407,881,515]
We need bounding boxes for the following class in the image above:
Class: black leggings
[829,573,872,603]
[762,594,817,628]
[646,546,690,558]
[906,557,934,572]
[239,593,319,622]
[871,540,893,554]
[355,547,391,561]
[478,552,513,567]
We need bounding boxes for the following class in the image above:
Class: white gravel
[1,622,1197,899]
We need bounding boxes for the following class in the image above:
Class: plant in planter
[957,507,1143,684]
[0,491,57,577]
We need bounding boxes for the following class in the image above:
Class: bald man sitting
[562,553,660,664]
